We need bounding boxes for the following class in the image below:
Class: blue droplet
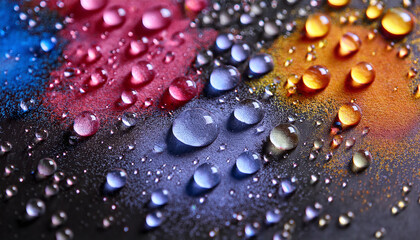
[193,163,221,189]
[266,209,282,225]
[230,43,251,64]
[145,211,164,229]
[278,179,296,198]
[209,65,241,92]
[233,99,264,125]
[40,37,57,52]
[171,108,219,148]
[248,53,274,78]
[244,223,258,238]
[214,33,234,52]
[150,189,169,207]
[304,206,320,222]
[106,169,127,189]
[235,151,261,175]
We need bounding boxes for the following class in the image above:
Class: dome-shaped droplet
[86,68,107,89]
[266,123,299,156]
[230,43,251,65]
[150,189,169,207]
[171,109,219,147]
[103,6,126,27]
[168,77,197,102]
[193,163,221,189]
[106,169,127,189]
[127,40,147,57]
[116,90,137,108]
[265,209,282,225]
[73,111,100,137]
[302,65,331,92]
[350,150,371,173]
[51,210,68,227]
[235,151,261,175]
[305,13,331,39]
[381,8,414,38]
[327,0,350,8]
[195,50,213,67]
[335,103,362,130]
[209,65,241,93]
[338,32,361,57]
[350,62,375,88]
[80,0,106,11]
[214,33,234,53]
[40,37,57,52]
[142,7,172,31]
[248,54,274,78]
[278,179,296,198]
[26,198,46,218]
[185,0,208,13]
[145,211,164,229]
[128,61,155,88]
[233,99,264,126]
[56,228,74,240]
[37,158,57,178]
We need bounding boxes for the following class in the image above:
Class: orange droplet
[337,103,362,127]
[338,32,361,57]
[328,0,350,8]
[350,62,375,88]
[381,8,415,38]
[302,65,331,92]
[305,13,331,39]
[366,2,384,20]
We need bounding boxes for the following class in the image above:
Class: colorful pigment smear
[0,0,64,119]
[40,0,216,125]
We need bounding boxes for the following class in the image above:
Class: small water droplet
[193,163,221,189]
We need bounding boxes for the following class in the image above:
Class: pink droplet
[85,46,101,63]
[127,40,148,57]
[80,0,106,11]
[86,68,107,89]
[185,0,208,13]
[103,6,126,27]
[168,77,197,102]
[116,90,137,108]
[128,61,155,87]
[73,111,100,137]
[163,51,175,64]
[168,32,185,47]
[141,7,172,31]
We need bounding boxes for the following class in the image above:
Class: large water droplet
[105,169,127,189]
[214,33,234,53]
[103,6,126,27]
[26,198,46,218]
[234,151,261,176]
[229,99,264,131]
[230,43,251,65]
[247,53,274,78]
[73,111,100,137]
[37,158,57,179]
[265,123,299,156]
[208,65,241,95]
[80,0,106,11]
[170,108,219,148]
[127,61,155,88]
[142,7,172,31]
[149,189,169,208]
[193,163,221,189]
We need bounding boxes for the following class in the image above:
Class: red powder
[41,0,216,124]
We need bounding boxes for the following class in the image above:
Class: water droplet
[374,227,386,239]
[40,37,57,52]
[229,99,264,131]
[247,54,274,78]
[73,111,100,137]
[120,112,137,128]
[244,223,260,238]
[328,0,350,8]
[338,32,361,57]
[366,2,384,20]
[278,178,296,198]
[304,205,321,222]
[193,163,221,189]
[103,6,126,27]
[265,123,299,156]
[397,45,411,59]
[266,209,282,225]
[34,129,49,143]
[85,68,107,90]
[45,183,59,198]
[338,212,353,228]
[214,33,234,53]
[350,150,371,173]
[235,151,261,176]
[56,228,74,240]
[128,61,155,88]
[80,0,106,11]
[150,189,169,208]
[195,50,213,67]
[0,141,12,155]
[208,65,241,94]
[105,169,127,189]
[127,40,147,57]
[142,7,172,31]
[230,43,251,65]
[345,137,356,149]
[330,135,343,149]
[116,90,138,108]
[5,185,18,199]
[26,198,46,218]
[305,13,331,39]
[318,214,331,228]
[145,211,164,229]
[51,210,67,227]
[331,103,362,134]
[350,62,375,88]
[37,158,57,179]
[302,65,330,92]
[185,0,208,14]
[171,108,219,148]
[381,8,414,38]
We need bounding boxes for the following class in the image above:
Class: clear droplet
[248,54,274,78]
[26,198,46,218]
[106,169,127,189]
[235,151,261,175]
[350,150,371,173]
[51,210,67,227]
[278,179,296,198]
[266,123,299,156]
[37,158,57,178]
[150,189,170,207]
[145,211,164,229]
[193,163,221,189]
[209,65,241,93]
